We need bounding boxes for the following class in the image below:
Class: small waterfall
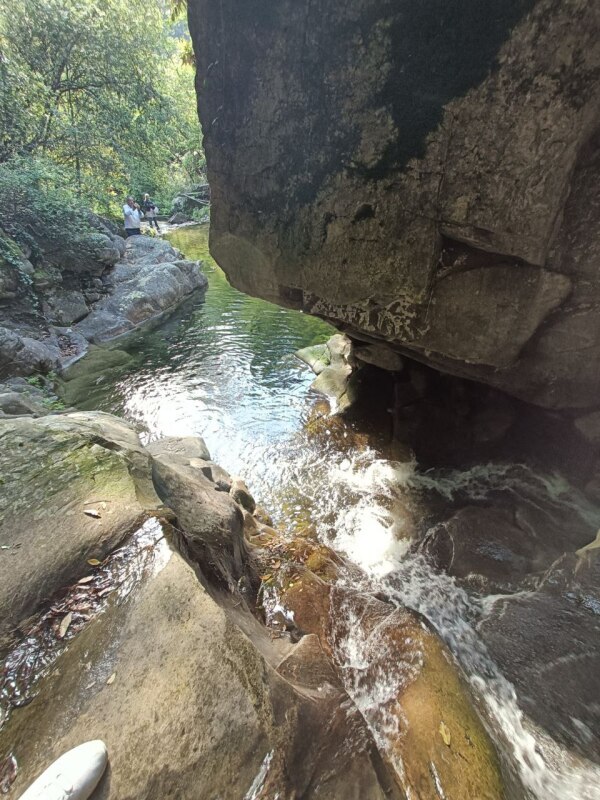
[313,452,600,800]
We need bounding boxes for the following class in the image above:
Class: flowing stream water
[56,225,600,800]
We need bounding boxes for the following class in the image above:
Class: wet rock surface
[420,499,597,594]
[298,333,362,412]
[264,542,506,800]
[189,0,600,409]
[479,550,600,762]
[0,551,402,800]
[0,422,406,800]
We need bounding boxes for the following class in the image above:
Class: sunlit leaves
[0,0,202,214]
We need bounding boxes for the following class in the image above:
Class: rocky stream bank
[0,219,206,387]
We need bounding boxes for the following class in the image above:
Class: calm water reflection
[71,224,334,499]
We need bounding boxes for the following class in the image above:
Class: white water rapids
[305,450,600,800]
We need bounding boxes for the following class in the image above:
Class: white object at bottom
[18,740,108,800]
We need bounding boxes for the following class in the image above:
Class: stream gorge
[1,225,600,799]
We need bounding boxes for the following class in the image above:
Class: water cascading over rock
[187,0,600,410]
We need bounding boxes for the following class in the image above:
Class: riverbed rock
[420,494,598,594]
[149,438,252,589]
[189,0,600,410]
[0,390,46,417]
[478,550,600,761]
[230,476,256,513]
[0,412,157,651]
[574,411,600,447]
[420,508,537,592]
[168,211,190,225]
[279,568,506,799]
[42,289,90,326]
[0,551,403,800]
[74,240,207,344]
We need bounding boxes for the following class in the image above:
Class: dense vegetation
[0,0,201,218]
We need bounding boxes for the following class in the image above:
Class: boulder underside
[188,0,600,410]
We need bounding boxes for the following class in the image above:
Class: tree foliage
[0,0,202,215]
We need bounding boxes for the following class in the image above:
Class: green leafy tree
[0,0,203,215]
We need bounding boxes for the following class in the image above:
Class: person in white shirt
[123,196,142,237]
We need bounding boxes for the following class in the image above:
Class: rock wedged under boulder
[299,333,361,412]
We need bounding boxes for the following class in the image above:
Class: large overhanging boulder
[188,0,600,410]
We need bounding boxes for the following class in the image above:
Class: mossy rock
[0,411,157,652]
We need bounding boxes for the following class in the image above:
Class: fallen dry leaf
[87,558,101,566]
[439,721,451,747]
[106,672,116,685]
[84,509,101,519]
[58,612,72,639]
[78,576,94,584]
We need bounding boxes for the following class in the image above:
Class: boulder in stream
[479,549,600,762]
[189,0,600,410]
[263,543,506,799]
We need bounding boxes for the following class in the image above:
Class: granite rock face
[188,0,600,409]
[73,237,207,344]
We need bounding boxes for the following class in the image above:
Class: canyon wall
[188,0,600,409]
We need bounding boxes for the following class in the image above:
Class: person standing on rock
[123,196,142,237]
[142,193,160,232]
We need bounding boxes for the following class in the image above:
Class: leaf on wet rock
[78,575,94,584]
[58,612,72,639]
[106,672,116,685]
[84,508,101,518]
[87,558,101,566]
[439,721,451,746]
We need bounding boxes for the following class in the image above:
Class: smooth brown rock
[280,572,505,800]
[0,553,402,800]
